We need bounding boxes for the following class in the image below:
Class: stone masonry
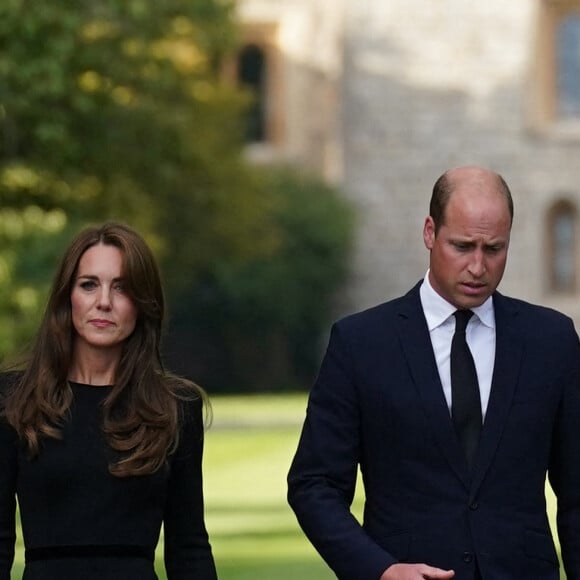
[236,0,580,326]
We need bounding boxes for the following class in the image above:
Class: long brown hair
[3,222,205,477]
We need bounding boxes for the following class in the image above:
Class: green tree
[0,0,277,358]
[166,167,355,391]
[0,2,355,390]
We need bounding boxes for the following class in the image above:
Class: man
[287,166,580,579]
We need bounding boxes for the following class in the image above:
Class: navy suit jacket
[288,283,580,580]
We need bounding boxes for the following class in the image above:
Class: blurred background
[1,0,577,578]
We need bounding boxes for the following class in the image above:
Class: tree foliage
[0,1,355,390]
[166,167,355,390]
[0,0,277,355]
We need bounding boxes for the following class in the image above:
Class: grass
[11,393,564,579]
[201,394,337,580]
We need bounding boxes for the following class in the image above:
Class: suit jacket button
[469,501,478,510]
[463,552,473,563]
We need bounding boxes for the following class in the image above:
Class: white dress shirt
[419,271,496,420]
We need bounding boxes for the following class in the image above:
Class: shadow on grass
[213,527,301,542]
[215,556,334,580]
[208,502,291,515]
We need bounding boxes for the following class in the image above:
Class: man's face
[423,169,512,310]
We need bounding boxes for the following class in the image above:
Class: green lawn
[10,393,564,579]
[201,394,338,580]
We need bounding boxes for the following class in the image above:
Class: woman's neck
[68,345,121,386]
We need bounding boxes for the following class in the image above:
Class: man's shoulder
[495,292,576,332]
[334,286,419,333]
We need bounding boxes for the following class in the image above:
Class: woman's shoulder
[164,374,203,402]
[163,375,208,428]
[0,370,23,395]
[0,372,22,430]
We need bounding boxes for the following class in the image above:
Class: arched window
[556,12,580,118]
[237,44,266,142]
[548,199,577,292]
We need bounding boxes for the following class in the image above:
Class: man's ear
[423,216,435,250]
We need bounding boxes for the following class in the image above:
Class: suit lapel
[471,292,523,492]
[397,284,470,488]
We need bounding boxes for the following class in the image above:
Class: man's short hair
[429,170,514,234]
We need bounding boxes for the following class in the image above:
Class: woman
[0,223,217,580]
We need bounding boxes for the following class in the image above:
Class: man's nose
[468,251,486,277]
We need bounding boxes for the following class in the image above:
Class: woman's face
[71,243,138,354]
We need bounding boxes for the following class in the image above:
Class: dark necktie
[451,310,482,469]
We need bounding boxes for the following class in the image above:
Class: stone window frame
[546,198,578,293]
[237,43,267,142]
[532,1,580,139]
[224,23,285,153]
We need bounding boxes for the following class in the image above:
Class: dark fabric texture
[288,282,580,580]
[0,377,217,580]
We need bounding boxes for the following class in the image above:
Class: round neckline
[69,380,114,389]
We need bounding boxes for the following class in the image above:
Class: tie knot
[453,309,473,332]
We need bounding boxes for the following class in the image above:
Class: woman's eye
[80,281,97,290]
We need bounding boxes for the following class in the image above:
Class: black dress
[0,376,217,580]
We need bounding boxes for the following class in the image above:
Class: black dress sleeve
[163,396,217,580]
[0,374,18,580]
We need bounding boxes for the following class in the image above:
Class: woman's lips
[89,319,115,328]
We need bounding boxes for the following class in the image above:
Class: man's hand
[380,563,455,579]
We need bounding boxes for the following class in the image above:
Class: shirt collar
[419,270,495,331]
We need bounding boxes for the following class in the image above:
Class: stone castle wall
[236,0,580,326]
[341,0,580,326]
